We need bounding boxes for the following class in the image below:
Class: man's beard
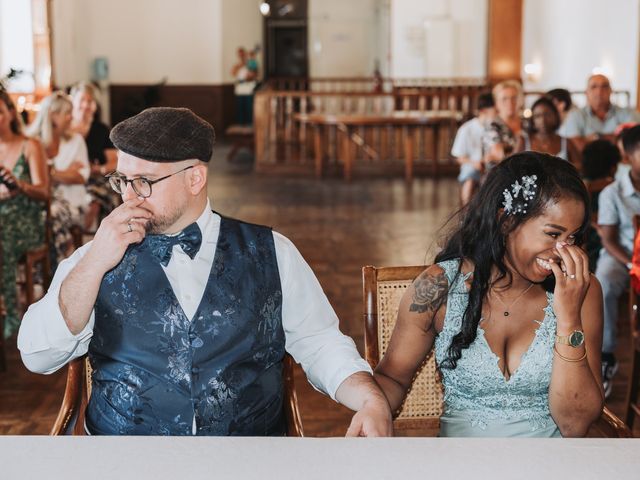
[144,202,188,234]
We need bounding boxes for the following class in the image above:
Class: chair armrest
[591,406,632,438]
[49,357,85,435]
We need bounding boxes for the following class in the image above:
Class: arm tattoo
[409,271,448,314]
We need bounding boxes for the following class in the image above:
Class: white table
[1,437,639,480]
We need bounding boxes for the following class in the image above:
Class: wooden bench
[225,124,254,162]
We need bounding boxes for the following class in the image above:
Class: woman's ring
[569,274,576,279]
[127,222,133,233]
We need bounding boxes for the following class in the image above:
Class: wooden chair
[225,124,255,163]
[51,353,304,436]
[362,265,631,438]
[625,215,640,429]
[0,236,5,372]
[626,288,640,430]
[20,199,53,309]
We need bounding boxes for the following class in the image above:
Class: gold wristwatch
[555,330,585,348]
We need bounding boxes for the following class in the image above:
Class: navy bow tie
[147,222,203,266]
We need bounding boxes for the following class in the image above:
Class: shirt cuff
[323,358,373,401]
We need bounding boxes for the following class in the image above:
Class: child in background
[451,92,496,205]
[581,140,621,272]
[595,125,640,398]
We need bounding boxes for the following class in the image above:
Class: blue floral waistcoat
[86,215,285,435]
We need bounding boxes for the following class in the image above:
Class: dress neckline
[477,292,553,384]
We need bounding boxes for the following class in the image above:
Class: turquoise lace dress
[434,259,561,437]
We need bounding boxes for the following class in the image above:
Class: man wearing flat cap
[18,107,392,436]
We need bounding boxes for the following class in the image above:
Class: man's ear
[188,163,208,195]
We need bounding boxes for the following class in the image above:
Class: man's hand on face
[86,197,152,273]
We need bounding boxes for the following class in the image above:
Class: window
[0,0,52,103]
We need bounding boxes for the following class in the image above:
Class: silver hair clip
[502,175,538,215]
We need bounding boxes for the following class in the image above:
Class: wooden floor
[0,143,637,436]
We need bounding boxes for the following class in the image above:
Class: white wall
[53,0,226,86]
[523,0,640,107]
[221,1,263,83]
[309,0,383,77]
[0,0,35,91]
[390,0,488,78]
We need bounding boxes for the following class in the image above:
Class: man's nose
[121,181,137,201]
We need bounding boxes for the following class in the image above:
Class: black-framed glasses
[106,165,195,198]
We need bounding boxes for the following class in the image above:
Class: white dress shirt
[52,132,91,213]
[18,200,371,400]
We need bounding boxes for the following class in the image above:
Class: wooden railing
[265,77,487,93]
[254,83,488,178]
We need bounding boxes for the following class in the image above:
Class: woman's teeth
[536,258,552,270]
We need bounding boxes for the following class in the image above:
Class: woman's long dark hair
[435,152,590,369]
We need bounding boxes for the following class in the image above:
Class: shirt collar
[620,171,638,197]
[587,103,617,121]
[195,198,218,244]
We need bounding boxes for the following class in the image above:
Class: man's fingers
[345,419,361,437]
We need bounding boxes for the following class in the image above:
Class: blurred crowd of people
[0,83,119,338]
[451,73,640,398]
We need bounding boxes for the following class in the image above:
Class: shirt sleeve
[17,242,95,374]
[450,122,469,158]
[561,109,584,138]
[273,232,372,401]
[597,184,619,226]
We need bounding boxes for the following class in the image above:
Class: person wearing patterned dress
[375,152,604,437]
[18,107,392,436]
[0,89,50,338]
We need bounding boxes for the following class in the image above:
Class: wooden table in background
[295,111,463,182]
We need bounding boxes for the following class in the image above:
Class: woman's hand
[0,168,20,200]
[547,241,591,326]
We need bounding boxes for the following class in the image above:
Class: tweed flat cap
[110,107,215,162]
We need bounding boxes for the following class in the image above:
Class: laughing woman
[374,152,604,437]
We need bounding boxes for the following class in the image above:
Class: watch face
[569,331,585,347]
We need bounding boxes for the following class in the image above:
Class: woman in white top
[27,91,90,263]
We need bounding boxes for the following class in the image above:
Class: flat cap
[110,107,215,162]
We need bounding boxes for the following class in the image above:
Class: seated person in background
[581,140,621,272]
[594,124,640,398]
[451,92,496,205]
[18,107,392,437]
[375,152,604,437]
[522,96,580,168]
[613,122,637,182]
[27,92,90,265]
[0,89,50,338]
[562,74,640,151]
[70,82,119,231]
[546,88,574,126]
[483,80,524,167]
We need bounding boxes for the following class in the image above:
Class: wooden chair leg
[24,256,36,307]
[0,296,5,372]
[626,341,640,427]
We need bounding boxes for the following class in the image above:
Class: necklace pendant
[504,311,510,317]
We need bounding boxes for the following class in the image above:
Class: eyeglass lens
[108,176,152,198]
